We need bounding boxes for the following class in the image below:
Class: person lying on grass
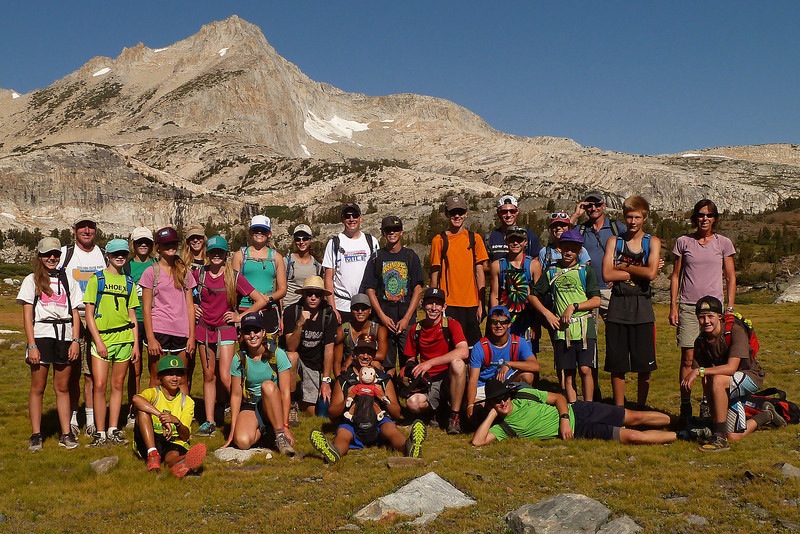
[132,356,206,478]
[470,379,679,446]
[309,334,426,464]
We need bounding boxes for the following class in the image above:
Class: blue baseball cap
[206,235,228,252]
[105,239,130,254]
[488,305,511,318]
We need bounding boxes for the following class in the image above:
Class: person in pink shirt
[669,199,736,422]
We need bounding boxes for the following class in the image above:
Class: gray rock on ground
[598,515,642,533]
[353,471,475,522]
[506,494,644,533]
[213,447,272,463]
[90,455,119,475]
[775,462,800,478]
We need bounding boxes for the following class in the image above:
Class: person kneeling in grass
[471,379,678,446]
[309,334,426,464]
[132,356,206,478]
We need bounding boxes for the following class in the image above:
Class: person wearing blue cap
[530,229,601,403]
[83,238,140,447]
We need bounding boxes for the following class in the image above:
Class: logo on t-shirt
[343,249,369,264]
[382,260,409,301]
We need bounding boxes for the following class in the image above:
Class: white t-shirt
[58,244,106,311]
[322,232,378,312]
[17,272,82,340]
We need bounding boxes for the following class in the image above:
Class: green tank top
[239,247,276,307]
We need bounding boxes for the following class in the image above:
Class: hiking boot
[108,429,129,445]
[763,402,788,427]
[59,432,79,450]
[171,443,207,478]
[699,434,730,452]
[28,433,43,452]
[275,432,296,457]
[146,450,162,472]
[196,421,217,437]
[85,423,96,438]
[404,419,427,458]
[288,402,300,427]
[446,413,461,435]
[86,433,108,448]
[310,429,340,464]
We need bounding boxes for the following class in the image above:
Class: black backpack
[742,387,800,424]
[352,394,380,445]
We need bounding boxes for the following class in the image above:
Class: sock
[98,431,107,439]
[752,411,772,428]
[679,399,692,418]
[147,447,157,455]
[108,427,117,435]
[86,408,95,426]
[70,411,79,426]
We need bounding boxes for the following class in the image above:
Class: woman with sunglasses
[17,238,82,451]
[181,224,207,272]
[140,227,197,394]
[232,215,287,334]
[194,235,266,437]
[670,199,736,421]
[284,224,323,308]
[124,227,157,428]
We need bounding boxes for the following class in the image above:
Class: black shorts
[133,425,188,459]
[446,306,481,347]
[144,333,188,354]
[241,399,269,434]
[553,339,597,371]
[604,322,657,374]
[30,337,72,366]
[572,401,624,441]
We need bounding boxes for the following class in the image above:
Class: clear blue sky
[2,2,797,155]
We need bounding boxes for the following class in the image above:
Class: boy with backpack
[83,238,139,447]
[361,215,424,375]
[530,229,601,403]
[601,195,661,409]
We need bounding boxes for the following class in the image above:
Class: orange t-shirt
[430,230,488,307]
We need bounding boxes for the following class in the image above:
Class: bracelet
[71,338,81,343]
[699,367,705,378]
[27,345,37,350]
[284,423,290,429]
[725,307,735,312]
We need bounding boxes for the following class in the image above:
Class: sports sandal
[310,429,340,464]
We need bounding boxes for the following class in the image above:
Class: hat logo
[169,358,178,368]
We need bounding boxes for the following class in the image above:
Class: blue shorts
[571,401,625,441]
[338,417,392,450]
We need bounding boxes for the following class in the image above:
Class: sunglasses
[352,306,371,313]
[241,327,263,336]
[550,212,570,219]
[134,240,153,247]
[294,235,311,242]
[697,213,717,219]
[250,228,269,235]
[305,291,325,298]
[39,251,62,259]
[488,318,511,326]
[383,227,402,234]
[506,237,526,244]
[110,251,129,258]
[583,202,603,209]
[498,209,518,215]
[448,209,467,217]
[342,213,360,220]
[490,395,511,405]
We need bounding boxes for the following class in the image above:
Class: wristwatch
[321,376,332,384]
[560,413,570,420]
[572,303,580,313]
[71,338,81,344]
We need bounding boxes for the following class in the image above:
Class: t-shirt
[239,247,278,308]
[469,336,535,386]
[360,247,424,318]
[322,232,379,312]
[488,388,575,441]
[403,317,467,378]
[693,321,764,387]
[531,263,600,341]
[192,268,256,328]
[284,254,322,307]
[16,272,82,340]
[58,244,107,311]
[138,386,194,449]
[126,258,156,323]
[537,245,591,270]
[429,230,489,307]
[230,349,292,399]
[579,218,626,285]
[282,303,339,371]
[82,270,139,346]
[138,264,197,337]
[672,234,736,305]
[486,227,542,262]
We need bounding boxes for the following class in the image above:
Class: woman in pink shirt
[669,199,736,421]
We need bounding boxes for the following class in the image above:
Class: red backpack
[722,312,759,360]
[480,335,521,367]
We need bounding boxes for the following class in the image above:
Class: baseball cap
[584,190,605,203]
[37,237,62,255]
[505,226,527,240]
[488,305,511,318]
[157,356,186,374]
[341,204,361,217]
[154,227,179,244]
[206,235,228,252]
[422,287,446,303]
[73,215,97,227]
[445,195,468,212]
[105,239,130,255]
[130,227,153,242]
[185,224,205,240]
[695,296,723,315]
[354,334,378,353]
[558,229,584,244]
[351,293,372,309]
[240,312,264,332]
[497,194,518,208]
[381,215,403,231]
[249,215,271,231]
[549,212,571,226]
[292,224,313,237]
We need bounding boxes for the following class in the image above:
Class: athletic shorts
[133,426,188,459]
[144,333,187,354]
[571,401,624,441]
[604,322,657,374]
[677,303,700,348]
[426,375,449,411]
[196,323,238,345]
[446,306,481,347]
[29,337,72,366]
[91,342,134,363]
[297,360,322,404]
[338,417,393,450]
[554,339,597,371]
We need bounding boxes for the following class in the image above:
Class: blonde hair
[622,195,650,219]
[221,260,238,310]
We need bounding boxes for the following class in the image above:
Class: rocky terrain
[1,15,799,239]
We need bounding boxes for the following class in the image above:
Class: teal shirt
[126,258,156,323]
[230,349,291,399]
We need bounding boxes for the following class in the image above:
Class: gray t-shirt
[284,253,322,307]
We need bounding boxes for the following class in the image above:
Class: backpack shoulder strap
[237,350,250,400]
[286,253,295,280]
[93,270,106,318]
[609,219,621,237]
[510,334,520,361]
[441,315,454,351]
[480,338,492,367]
[332,235,341,265]
[642,233,652,265]
[122,261,132,278]
[62,244,75,268]
[365,233,376,255]
[468,230,476,265]
[497,419,517,439]
[522,256,533,284]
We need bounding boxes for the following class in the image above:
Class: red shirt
[403,317,466,377]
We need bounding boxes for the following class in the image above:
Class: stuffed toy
[344,366,390,421]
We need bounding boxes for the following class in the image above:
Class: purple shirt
[139,265,197,337]
[672,234,736,304]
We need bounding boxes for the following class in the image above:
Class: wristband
[27,345,37,350]
[699,367,705,378]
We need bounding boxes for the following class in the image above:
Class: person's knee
[450,359,466,377]
[578,366,592,377]
[262,380,278,397]
[406,394,427,413]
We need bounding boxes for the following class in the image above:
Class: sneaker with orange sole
[171,443,207,478]
[146,450,162,472]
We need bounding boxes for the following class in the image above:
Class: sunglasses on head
[448,209,467,217]
[550,212,570,219]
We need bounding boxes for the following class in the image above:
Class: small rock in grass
[598,515,642,533]
[686,514,708,526]
[775,462,800,478]
[90,455,119,474]
[387,457,425,468]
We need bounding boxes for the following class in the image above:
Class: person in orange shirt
[429,194,489,347]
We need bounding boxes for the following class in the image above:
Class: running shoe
[70,422,80,438]
[310,429,340,464]
[676,426,712,443]
[59,432,79,450]
[763,402,788,427]
[85,423,96,438]
[196,421,217,437]
[275,432,296,457]
[125,412,136,430]
[446,413,461,435]
[146,450,162,472]
[86,433,108,448]
[288,402,300,427]
[28,433,43,452]
[171,443,207,478]
[108,429,129,445]
[404,419,427,458]
[699,434,730,452]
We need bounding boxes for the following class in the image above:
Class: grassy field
[1,291,800,533]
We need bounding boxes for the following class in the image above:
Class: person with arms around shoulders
[486,194,541,262]
[284,224,324,308]
[18,237,82,451]
[132,356,206,478]
[333,293,389,377]
[361,215,424,376]
[83,239,140,447]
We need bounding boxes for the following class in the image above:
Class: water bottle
[316,395,330,418]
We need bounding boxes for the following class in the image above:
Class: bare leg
[29,364,48,435]
[563,369,578,403]
[579,365,594,403]
[619,428,676,445]
[217,344,235,400]
[624,408,672,427]
[611,372,626,407]
[332,426,353,458]
[637,372,651,408]
[136,408,156,449]
[260,381,284,429]
[727,419,758,441]
[53,364,72,435]
[200,344,217,423]
[108,361,129,429]
[91,357,110,432]
[448,359,466,411]
[379,421,407,452]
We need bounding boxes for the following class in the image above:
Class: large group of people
[17,191,786,475]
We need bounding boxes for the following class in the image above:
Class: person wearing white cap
[284,224,323,308]
[486,194,541,263]
[232,215,286,334]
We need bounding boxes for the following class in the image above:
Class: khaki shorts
[677,303,700,348]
